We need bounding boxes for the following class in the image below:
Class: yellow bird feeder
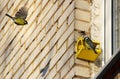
[75,37,101,62]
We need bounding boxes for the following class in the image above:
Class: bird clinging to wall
[6,7,28,25]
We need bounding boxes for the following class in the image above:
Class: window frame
[104,0,112,62]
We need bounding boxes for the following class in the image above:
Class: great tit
[80,31,97,54]
[6,7,28,25]
[84,36,97,54]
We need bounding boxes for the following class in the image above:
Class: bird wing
[15,7,28,19]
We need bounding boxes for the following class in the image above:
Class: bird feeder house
[75,37,101,62]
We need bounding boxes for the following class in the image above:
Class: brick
[28,6,41,24]
[37,0,53,24]
[20,64,35,79]
[68,11,75,25]
[37,76,44,79]
[52,0,56,3]
[58,1,74,28]
[13,0,21,9]
[69,55,75,68]
[45,17,54,33]
[0,0,9,12]
[20,22,36,44]
[75,0,91,11]
[0,6,8,24]
[46,66,57,79]
[23,44,49,72]
[35,0,42,7]
[28,67,40,79]
[12,58,21,73]
[60,61,70,78]
[13,64,25,79]
[25,0,33,7]
[20,43,50,78]
[68,32,74,47]
[75,66,90,77]
[75,31,81,41]
[50,21,67,48]
[1,64,11,78]
[21,40,40,67]
[12,28,45,75]
[0,27,20,65]
[4,70,12,79]
[0,42,21,75]
[4,42,21,65]
[10,44,26,73]
[0,73,3,79]
[4,22,15,35]
[0,17,9,31]
[50,43,66,69]
[75,59,89,67]
[73,77,80,79]
[42,0,49,8]
[21,42,37,63]
[0,4,15,28]
[64,68,75,79]
[36,28,46,43]
[27,45,56,79]
[25,23,43,48]
[57,44,74,71]
[49,45,57,58]
[7,0,14,10]
[12,40,38,75]
[14,43,39,77]
[0,27,14,53]
[42,1,58,27]
[75,20,91,31]
[35,44,50,65]
[1,26,28,63]
[0,31,3,40]
[0,11,14,34]
[57,21,74,49]
[0,0,4,4]
[58,0,64,5]
[53,73,61,79]
[27,4,36,18]
[41,23,57,49]
[62,0,72,11]
[75,9,91,22]
[73,77,91,79]
[54,6,63,22]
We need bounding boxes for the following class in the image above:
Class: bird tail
[93,49,97,54]
[5,14,13,19]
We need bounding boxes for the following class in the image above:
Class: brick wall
[74,0,92,78]
[0,0,101,79]
[74,0,102,78]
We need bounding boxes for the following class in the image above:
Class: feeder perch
[75,37,101,62]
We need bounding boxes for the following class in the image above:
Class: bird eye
[25,21,28,24]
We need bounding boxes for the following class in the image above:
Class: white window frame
[104,0,112,62]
